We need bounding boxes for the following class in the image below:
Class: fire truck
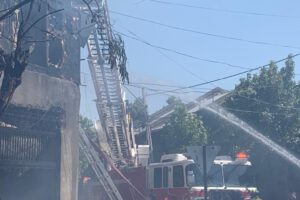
[88,150,257,200]
[146,153,258,200]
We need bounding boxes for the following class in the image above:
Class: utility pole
[203,145,208,200]
[142,87,153,163]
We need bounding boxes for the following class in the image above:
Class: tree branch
[0,0,32,21]
[20,8,64,39]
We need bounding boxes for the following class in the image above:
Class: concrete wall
[10,69,80,200]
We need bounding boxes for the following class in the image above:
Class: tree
[223,55,300,200]
[0,0,63,115]
[127,98,147,129]
[79,116,97,178]
[166,96,181,105]
[160,102,207,154]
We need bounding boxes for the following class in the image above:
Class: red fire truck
[146,153,257,200]
[81,143,258,200]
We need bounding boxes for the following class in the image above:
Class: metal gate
[0,105,62,200]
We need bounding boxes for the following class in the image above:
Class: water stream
[203,103,300,169]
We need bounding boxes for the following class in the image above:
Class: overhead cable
[150,0,300,20]
[146,53,300,96]
[122,28,219,80]
[111,10,300,50]
[129,81,212,89]
[127,83,209,94]
[115,30,251,70]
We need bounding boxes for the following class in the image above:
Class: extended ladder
[86,0,132,165]
[79,129,123,200]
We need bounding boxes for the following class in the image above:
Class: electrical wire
[161,92,287,116]
[129,81,212,90]
[123,85,145,106]
[126,81,299,117]
[146,54,300,96]
[128,80,300,111]
[115,30,251,70]
[128,78,300,112]
[149,0,300,20]
[122,28,221,82]
[127,83,208,94]
[111,10,300,50]
[233,93,300,111]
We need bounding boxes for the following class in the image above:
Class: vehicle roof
[149,159,194,168]
[213,159,252,166]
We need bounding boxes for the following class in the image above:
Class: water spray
[204,103,300,169]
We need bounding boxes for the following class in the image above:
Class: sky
[80,0,300,121]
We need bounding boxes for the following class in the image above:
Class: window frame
[173,165,185,188]
[153,167,162,188]
[163,166,169,188]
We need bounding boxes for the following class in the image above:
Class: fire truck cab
[147,153,258,200]
[148,154,199,200]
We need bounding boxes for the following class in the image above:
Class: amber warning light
[236,152,249,159]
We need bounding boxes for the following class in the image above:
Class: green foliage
[109,34,129,83]
[166,96,181,105]
[225,55,300,151]
[127,98,147,129]
[222,55,300,199]
[79,116,97,178]
[161,102,207,153]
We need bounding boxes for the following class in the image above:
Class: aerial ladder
[76,0,137,198]
[79,129,123,200]
[85,0,134,166]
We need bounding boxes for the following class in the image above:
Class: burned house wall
[0,106,62,200]
[27,1,81,84]
[10,69,80,200]
[0,0,83,200]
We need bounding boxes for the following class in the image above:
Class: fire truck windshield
[207,164,223,187]
[184,163,254,188]
[223,164,254,187]
[206,164,254,187]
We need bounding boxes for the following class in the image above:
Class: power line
[126,80,300,116]
[129,81,300,111]
[117,27,221,88]
[129,81,212,89]
[174,93,288,116]
[233,93,300,111]
[123,85,145,106]
[150,0,300,20]
[123,28,218,81]
[127,83,208,94]
[128,79,300,111]
[144,85,296,116]
[111,10,300,50]
[146,54,300,96]
[115,30,251,70]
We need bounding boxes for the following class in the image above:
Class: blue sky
[80,0,300,121]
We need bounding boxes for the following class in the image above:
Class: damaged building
[0,0,89,199]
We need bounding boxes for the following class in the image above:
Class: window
[163,167,168,188]
[173,165,184,187]
[208,164,223,187]
[154,168,162,188]
[185,164,203,186]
